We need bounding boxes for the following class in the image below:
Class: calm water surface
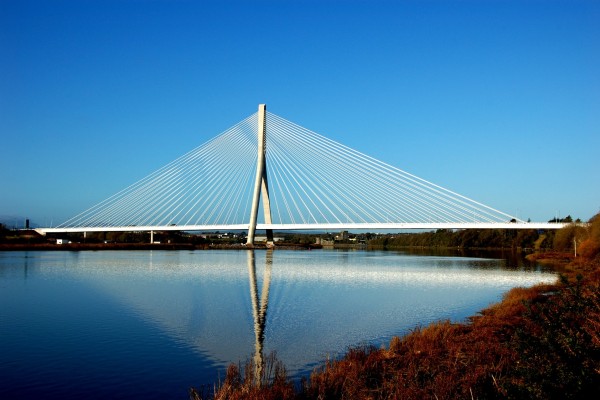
[0,249,556,399]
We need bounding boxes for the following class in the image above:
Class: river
[0,249,556,399]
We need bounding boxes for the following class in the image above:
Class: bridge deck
[37,222,567,234]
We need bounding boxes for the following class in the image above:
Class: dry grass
[190,353,296,400]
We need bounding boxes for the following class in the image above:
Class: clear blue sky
[1,0,599,227]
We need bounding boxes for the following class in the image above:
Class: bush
[503,275,600,398]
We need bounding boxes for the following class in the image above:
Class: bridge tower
[246,104,274,246]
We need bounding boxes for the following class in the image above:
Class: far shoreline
[0,242,323,251]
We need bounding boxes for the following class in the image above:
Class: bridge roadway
[36,222,567,234]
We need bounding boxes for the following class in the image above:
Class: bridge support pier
[247,104,273,247]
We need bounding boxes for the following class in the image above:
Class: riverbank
[525,250,574,264]
[299,258,599,399]
[202,219,600,399]
[0,242,323,251]
[195,219,600,399]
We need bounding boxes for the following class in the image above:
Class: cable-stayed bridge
[38,104,566,244]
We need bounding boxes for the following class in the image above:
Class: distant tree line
[368,214,593,252]
[369,229,543,250]
[0,223,46,244]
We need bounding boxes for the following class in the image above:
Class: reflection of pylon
[247,249,272,387]
[247,104,274,246]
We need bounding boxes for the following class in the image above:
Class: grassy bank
[194,216,600,399]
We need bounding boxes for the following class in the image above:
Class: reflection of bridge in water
[49,249,557,380]
[248,249,272,386]
[37,104,565,242]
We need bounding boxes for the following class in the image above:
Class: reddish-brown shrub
[579,238,600,259]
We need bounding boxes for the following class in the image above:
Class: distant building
[334,231,349,241]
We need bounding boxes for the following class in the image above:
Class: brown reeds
[190,352,296,400]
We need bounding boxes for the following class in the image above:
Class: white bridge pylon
[40,104,566,240]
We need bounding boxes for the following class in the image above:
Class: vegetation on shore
[369,216,583,252]
[192,214,600,399]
